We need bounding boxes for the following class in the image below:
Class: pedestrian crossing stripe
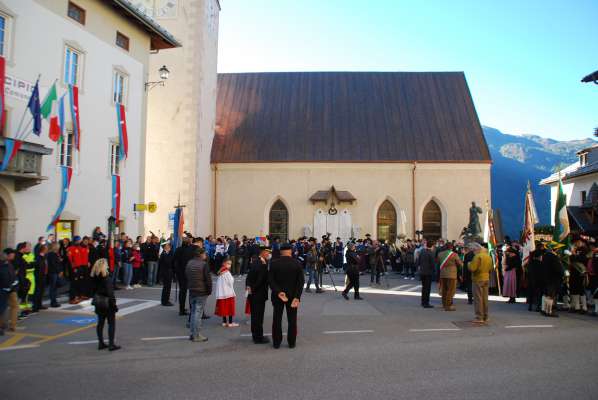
[44,298,160,317]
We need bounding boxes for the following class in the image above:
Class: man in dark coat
[246,246,271,344]
[159,242,175,306]
[174,237,192,315]
[268,243,304,349]
[417,240,436,308]
[541,246,564,317]
[342,243,363,300]
[526,243,545,312]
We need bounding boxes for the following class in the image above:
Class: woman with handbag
[91,259,120,351]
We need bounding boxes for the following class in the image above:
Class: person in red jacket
[67,236,90,303]
[131,244,144,288]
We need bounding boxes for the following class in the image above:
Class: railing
[0,137,53,191]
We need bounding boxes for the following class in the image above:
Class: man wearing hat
[342,243,363,300]
[268,243,304,349]
[246,246,272,344]
[159,242,175,306]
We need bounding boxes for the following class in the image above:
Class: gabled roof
[540,160,598,185]
[108,0,181,50]
[212,72,491,163]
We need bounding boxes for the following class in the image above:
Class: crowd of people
[0,228,596,350]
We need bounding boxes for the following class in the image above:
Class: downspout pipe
[213,164,218,236]
[412,162,417,239]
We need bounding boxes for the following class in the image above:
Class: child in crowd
[131,244,143,288]
[214,258,238,327]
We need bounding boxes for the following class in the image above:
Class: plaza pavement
[2,272,598,400]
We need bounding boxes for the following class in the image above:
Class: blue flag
[27,80,42,136]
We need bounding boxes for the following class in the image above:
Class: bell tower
[143,0,220,236]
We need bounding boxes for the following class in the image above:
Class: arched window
[269,200,288,241]
[377,200,397,242]
[423,200,442,240]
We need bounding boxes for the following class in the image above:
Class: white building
[0,0,179,248]
[540,144,598,235]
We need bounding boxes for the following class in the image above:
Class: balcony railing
[0,137,53,191]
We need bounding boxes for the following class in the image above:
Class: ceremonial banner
[521,184,539,265]
[116,103,128,160]
[0,138,22,171]
[172,207,184,249]
[47,166,73,231]
[112,174,121,221]
[27,79,42,136]
[68,84,81,150]
[553,178,570,243]
[0,56,6,135]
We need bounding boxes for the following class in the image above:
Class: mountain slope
[483,126,595,238]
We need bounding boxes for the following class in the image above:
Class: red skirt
[215,297,236,317]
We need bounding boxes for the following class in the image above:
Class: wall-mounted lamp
[145,65,170,91]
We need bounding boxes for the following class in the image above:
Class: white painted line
[389,284,412,291]
[409,328,462,332]
[0,344,40,351]
[323,330,374,334]
[505,325,554,329]
[140,336,189,341]
[117,301,160,316]
[68,340,98,345]
[405,285,422,292]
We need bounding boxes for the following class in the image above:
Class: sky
[217,0,598,142]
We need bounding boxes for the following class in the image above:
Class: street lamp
[145,65,170,91]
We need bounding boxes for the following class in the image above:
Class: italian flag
[553,179,570,243]
[40,82,60,142]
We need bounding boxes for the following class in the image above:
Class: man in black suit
[268,243,304,349]
[246,246,271,344]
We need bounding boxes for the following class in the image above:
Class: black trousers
[421,275,432,306]
[250,295,266,341]
[176,273,187,313]
[343,270,360,297]
[161,270,172,305]
[272,299,298,347]
[97,312,116,345]
[32,271,46,311]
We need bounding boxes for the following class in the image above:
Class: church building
[210,71,492,242]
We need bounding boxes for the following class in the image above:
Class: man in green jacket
[468,243,494,324]
[437,243,463,311]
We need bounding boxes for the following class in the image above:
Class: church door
[376,200,397,242]
[422,200,442,240]
[269,200,289,241]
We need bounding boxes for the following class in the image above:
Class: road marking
[505,325,554,329]
[68,340,98,345]
[0,344,40,351]
[117,301,160,316]
[141,336,189,341]
[31,323,97,346]
[405,285,422,292]
[323,330,374,334]
[0,333,25,349]
[389,284,412,291]
[409,328,462,332]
